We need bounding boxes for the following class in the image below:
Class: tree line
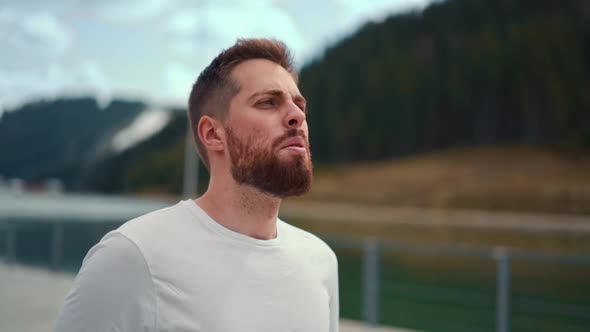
[299,0,590,162]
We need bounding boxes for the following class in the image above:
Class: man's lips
[279,136,307,150]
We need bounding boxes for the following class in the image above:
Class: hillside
[0,98,148,190]
[299,146,590,214]
[300,0,590,162]
[83,111,191,194]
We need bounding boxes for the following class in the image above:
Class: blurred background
[1,0,590,331]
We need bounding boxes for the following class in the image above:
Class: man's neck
[195,181,282,241]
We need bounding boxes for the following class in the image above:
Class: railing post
[493,247,511,332]
[5,223,16,264]
[362,237,380,325]
[51,222,63,271]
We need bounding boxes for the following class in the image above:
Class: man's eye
[257,99,275,107]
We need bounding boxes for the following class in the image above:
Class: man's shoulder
[280,220,337,262]
[100,200,197,255]
[117,200,189,236]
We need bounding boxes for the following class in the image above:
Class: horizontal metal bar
[323,235,590,265]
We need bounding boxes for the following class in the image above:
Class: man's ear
[197,116,225,152]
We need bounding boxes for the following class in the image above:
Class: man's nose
[283,101,305,129]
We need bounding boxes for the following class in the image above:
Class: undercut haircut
[187,38,298,171]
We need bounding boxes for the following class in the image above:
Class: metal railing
[327,237,590,332]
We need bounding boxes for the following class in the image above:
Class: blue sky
[0,0,434,115]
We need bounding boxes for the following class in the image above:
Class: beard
[226,126,313,198]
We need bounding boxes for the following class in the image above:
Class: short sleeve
[54,232,156,332]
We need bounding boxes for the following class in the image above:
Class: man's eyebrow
[248,89,283,102]
[248,89,306,105]
[293,94,307,106]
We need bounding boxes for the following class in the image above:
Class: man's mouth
[278,136,307,154]
[280,136,306,149]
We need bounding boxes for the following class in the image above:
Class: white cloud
[0,10,72,56]
[165,4,304,58]
[166,10,198,35]
[163,62,199,106]
[22,12,72,53]
[0,0,437,114]
[90,0,173,23]
[0,60,112,113]
[77,60,113,108]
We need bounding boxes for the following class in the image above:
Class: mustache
[272,129,308,149]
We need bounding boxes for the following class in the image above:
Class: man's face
[224,59,312,198]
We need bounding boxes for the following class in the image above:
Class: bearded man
[54,38,339,332]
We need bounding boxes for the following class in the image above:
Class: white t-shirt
[54,200,339,332]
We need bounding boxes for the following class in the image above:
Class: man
[54,38,339,332]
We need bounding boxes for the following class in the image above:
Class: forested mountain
[300,0,590,162]
[83,111,189,194]
[0,98,146,189]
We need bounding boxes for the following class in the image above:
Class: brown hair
[187,38,298,171]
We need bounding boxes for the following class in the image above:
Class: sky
[0,0,434,115]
